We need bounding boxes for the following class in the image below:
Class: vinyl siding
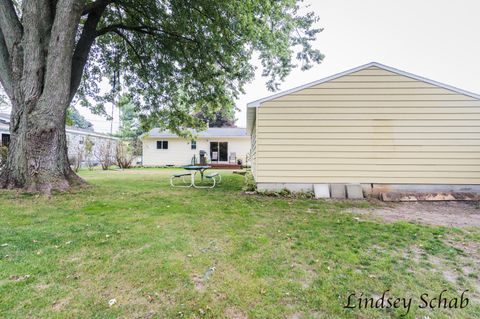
[255,66,480,184]
[66,132,117,159]
[0,123,8,135]
[142,137,250,166]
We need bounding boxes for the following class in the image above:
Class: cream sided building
[247,62,480,195]
[141,127,250,166]
[0,112,118,157]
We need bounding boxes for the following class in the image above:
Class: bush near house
[115,140,135,169]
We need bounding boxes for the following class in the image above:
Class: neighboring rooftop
[145,127,248,138]
[0,113,10,124]
[65,125,118,139]
[0,112,117,139]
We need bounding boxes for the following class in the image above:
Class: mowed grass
[0,169,479,319]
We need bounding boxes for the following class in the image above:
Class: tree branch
[82,0,115,15]
[0,28,12,99]
[0,0,22,55]
[42,0,85,112]
[96,23,197,43]
[111,29,155,91]
[69,2,109,103]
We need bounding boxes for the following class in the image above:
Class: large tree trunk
[0,0,87,194]
[0,101,84,193]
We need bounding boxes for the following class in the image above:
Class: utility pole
[110,103,114,135]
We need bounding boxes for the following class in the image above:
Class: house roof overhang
[245,61,480,135]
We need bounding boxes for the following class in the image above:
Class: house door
[210,142,228,162]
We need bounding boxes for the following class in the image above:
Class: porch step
[210,163,242,169]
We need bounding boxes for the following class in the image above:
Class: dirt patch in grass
[286,312,303,319]
[224,307,248,319]
[192,274,205,292]
[290,262,317,289]
[35,283,51,290]
[403,236,480,301]
[345,201,480,228]
[402,245,425,267]
[52,297,71,312]
[443,238,480,292]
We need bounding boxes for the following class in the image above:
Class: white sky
[80,0,480,133]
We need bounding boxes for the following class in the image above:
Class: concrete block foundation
[313,184,330,199]
[330,184,346,199]
[255,183,480,201]
[346,184,364,199]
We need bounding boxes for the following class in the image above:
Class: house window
[157,141,168,149]
[191,140,197,150]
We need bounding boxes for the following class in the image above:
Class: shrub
[84,136,95,171]
[242,172,257,192]
[116,141,134,169]
[95,140,115,170]
[256,188,315,199]
[69,144,84,173]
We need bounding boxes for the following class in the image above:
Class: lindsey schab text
[343,289,469,316]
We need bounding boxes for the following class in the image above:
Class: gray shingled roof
[0,113,9,124]
[0,112,117,139]
[146,127,247,138]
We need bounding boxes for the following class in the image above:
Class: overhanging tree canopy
[0,0,323,193]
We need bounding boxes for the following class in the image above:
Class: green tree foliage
[0,87,9,111]
[66,107,94,130]
[116,95,143,139]
[77,0,324,134]
[196,109,237,128]
[0,0,323,192]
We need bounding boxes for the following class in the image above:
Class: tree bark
[0,0,87,194]
[1,101,84,193]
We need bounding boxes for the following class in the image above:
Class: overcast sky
[80,0,480,133]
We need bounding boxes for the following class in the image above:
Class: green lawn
[0,169,479,318]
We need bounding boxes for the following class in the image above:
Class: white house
[0,113,9,147]
[142,127,250,167]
